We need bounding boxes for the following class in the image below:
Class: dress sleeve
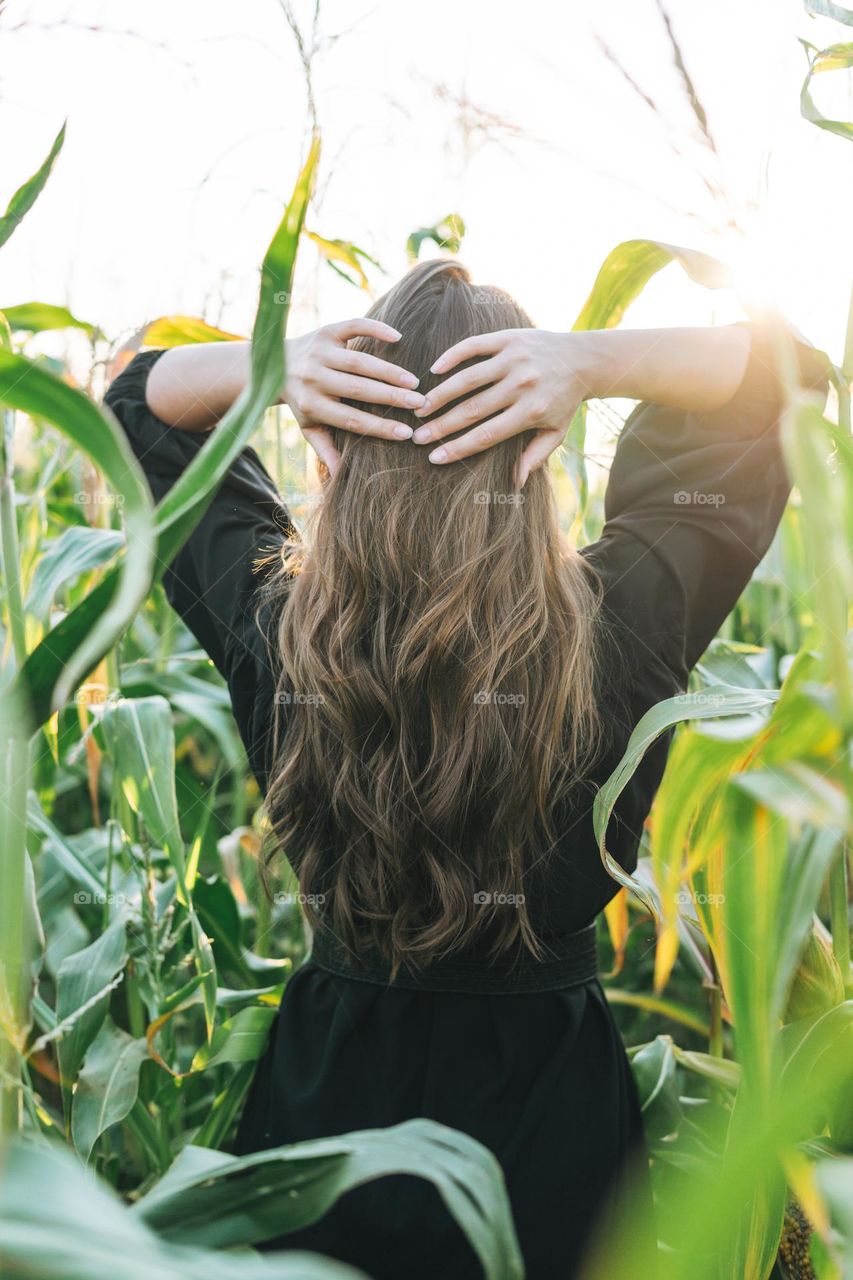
[582,321,831,686]
[104,348,295,790]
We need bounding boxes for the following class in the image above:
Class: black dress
[104,325,828,1280]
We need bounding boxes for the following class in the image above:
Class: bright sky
[2,0,851,370]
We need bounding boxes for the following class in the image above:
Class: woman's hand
[411,329,589,486]
[283,319,426,475]
[412,324,765,487]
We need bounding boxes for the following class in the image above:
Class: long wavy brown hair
[263,259,604,973]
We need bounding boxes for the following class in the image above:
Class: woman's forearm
[140,315,420,443]
[576,325,752,413]
[145,341,253,432]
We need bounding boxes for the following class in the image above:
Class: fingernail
[430,360,445,374]
[413,399,431,417]
[403,374,419,388]
[404,392,427,408]
[394,424,414,439]
[412,427,432,443]
[429,446,447,463]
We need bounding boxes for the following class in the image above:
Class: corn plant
[574,8,853,1272]
[1,4,852,1276]
[0,130,523,1280]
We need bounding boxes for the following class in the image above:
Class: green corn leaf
[192,875,250,983]
[55,917,127,1110]
[153,136,318,566]
[815,1156,853,1269]
[805,0,853,21]
[26,791,106,896]
[406,213,466,262]
[192,1062,257,1151]
[629,1035,682,1143]
[121,668,243,774]
[592,687,779,913]
[572,239,732,333]
[26,526,124,623]
[603,988,710,1037]
[768,824,845,1024]
[781,403,853,727]
[190,1005,277,1071]
[1,301,98,338]
[0,355,156,717]
[189,910,217,1043]
[306,231,384,291]
[715,789,790,1093]
[141,315,245,346]
[100,697,188,901]
[14,136,319,731]
[567,238,732,537]
[800,41,853,140]
[582,1002,852,1278]
[0,122,66,250]
[135,1118,523,1280]
[733,761,849,829]
[71,1018,148,1162]
[0,1138,369,1278]
[722,1080,789,1280]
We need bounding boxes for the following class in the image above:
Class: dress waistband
[307,923,599,995]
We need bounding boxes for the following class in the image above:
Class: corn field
[0,4,852,1279]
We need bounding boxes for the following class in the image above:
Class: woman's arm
[145,341,251,432]
[144,319,426,471]
[563,325,752,410]
[411,324,808,484]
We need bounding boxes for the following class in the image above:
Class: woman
[105,260,828,1279]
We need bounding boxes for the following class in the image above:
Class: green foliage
[2,8,853,1275]
[135,1120,523,1278]
[406,212,466,261]
[0,302,97,338]
[0,121,65,250]
[562,237,732,540]
[0,133,521,1278]
[800,40,853,139]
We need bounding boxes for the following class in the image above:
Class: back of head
[265,260,603,972]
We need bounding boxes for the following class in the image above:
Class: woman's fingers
[334,347,420,389]
[413,356,506,420]
[301,425,341,477]
[430,331,508,375]
[331,318,402,344]
[425,404,531,465]
[319,396,413,440]
[413,379,515,444]
[516,428,561,488]
[323,369,426,412]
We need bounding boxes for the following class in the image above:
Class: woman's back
[105,264,828,1278]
